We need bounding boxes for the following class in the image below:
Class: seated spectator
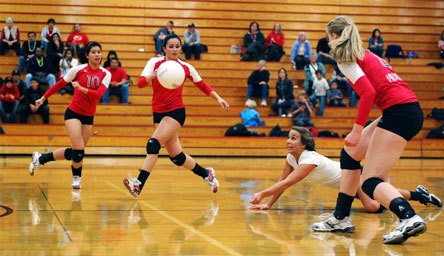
[328,81,346,107]
[46,33,64,75]
[66,23,89,57]
[103,50,121,68]
[245,60,269,107]
[153,21,174,56]
[20,78,49,123]
[439,30,444,59]
[290,91,314,127]
[290,32,311,70]
[102,58,129,104]
[271,68,294,116]
[18,32,41,74]
[40,18,59,50]
[59,49,78,95]
[183,23,201,60]
[11,69,26,103]
[0,76,20,123]
[242,22,265,61]
[304,53,326,94]
[330,65,357,107]
[316,33,335,65]
[25,47,56,88]
[308,70,329,117]
[265,23,285,62]
[241,100,265,127]
[368,28,384,57]
[0,17,20,56]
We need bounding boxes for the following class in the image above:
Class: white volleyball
[156,60,185,89]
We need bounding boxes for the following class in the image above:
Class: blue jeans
[25,73,56,89]
[247,84,269,100]
[155,38,163,55]
[18,56,27,73]
[271,100,294,115]
[0,101,19,123]
[101,83,129,103]
[309,94,326,116]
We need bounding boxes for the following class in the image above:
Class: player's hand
[72,81,81,89]
[345,124,363,147]
[35,96,46,108]
[250,192,263,204]
[218,98,230,110]
[249,204,270,210]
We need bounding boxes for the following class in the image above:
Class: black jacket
[24,86,47,107]
[243,32,265,48]
[275,78,294,101]
[247,69,270,86]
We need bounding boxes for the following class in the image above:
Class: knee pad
[361,177,384,200]
[64,147,73,160]
[340,148,361,170]
[72,149,85,163]
[146,138,161,154]
[169,152,186,166]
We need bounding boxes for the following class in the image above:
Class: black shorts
[153,107,186,126]
[64,108,94,125]
[377,102,423,141]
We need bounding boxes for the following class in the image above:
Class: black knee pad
[340,148,361,170]
[146,138,160,154]
[361,177,384,200]
[72,149,85,163]
[64,147,73,160]
[170,152,186,166]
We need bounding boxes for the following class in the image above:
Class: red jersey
[338,51,417,125]
[139,57,214,113]
[0,84,20,102]
[106,66,128,83]
[45,64,111,116]
[66,32,89,45]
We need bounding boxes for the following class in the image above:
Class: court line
[37,184,73,242]
[105,180,242,256]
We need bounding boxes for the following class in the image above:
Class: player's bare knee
[146,138,161,154]
[361,177,384,200]
[169,152,186,166]
[72,149,85,163]
[340,148,361,170]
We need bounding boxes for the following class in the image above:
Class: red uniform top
[106,66,128,82]
[66,32,89,45]
[138,57,214,113]
[44,64,111,116]
[338,51,417,126]
[0,84,20,102]
[266,31,285,47]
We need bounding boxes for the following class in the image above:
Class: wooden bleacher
[0,0,443,158]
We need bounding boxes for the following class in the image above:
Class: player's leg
[64,119,87,189]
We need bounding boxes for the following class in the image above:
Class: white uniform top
[286,150,341,189]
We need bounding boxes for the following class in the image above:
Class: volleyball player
[249,127,441,212]
[123,34,229,197]
[311,16,428,244]
[29,41,111,189]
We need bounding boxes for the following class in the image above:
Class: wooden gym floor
[0,156,443,255]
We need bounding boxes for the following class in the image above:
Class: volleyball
[157,60,185,89]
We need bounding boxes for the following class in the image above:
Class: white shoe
[29,152,41,176]
[383,215,426,244]
[261,99,267,106]
[71,176,82,189]
[281,114,287,117]
[204,167,219,193]
[312,213,355,232]
[416,185,442,207]
[123,173,142,198]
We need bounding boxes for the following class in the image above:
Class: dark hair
[85,41,102,55]
[4,76,13,83]
[291,126,316,151]
[27,31,36,37]
[63,48,73,57]
[110,57,119,62]
[277,68,288,81]
[249,21,260,33]
[371,29,381,38]
[441,30,444,40]
[50,33,61,41]
[30,77,38,83]
[315,70,323,75]
[167,20,174,25]
[107,50,118,60]
[162,34,182,48]
[47,18,55,24]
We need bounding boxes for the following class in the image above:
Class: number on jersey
[86,75,101,89]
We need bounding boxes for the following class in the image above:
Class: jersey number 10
[86,75,101,89]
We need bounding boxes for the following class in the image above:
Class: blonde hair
[326,16,364,63]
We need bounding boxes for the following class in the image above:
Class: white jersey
[286,150,341,189]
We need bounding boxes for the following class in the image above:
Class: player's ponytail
[327,16,364,63]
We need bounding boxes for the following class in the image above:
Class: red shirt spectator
[0,80,20,102]
[66,23,89,46]
[106,66,128,83]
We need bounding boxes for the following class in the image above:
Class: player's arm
[138,58,157,88]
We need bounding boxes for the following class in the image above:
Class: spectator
[102,58,129,104]
[368,28,384,57]
[0,76,20,123]
[316,33,335,65]
[153,21,174,56]
[328,81,346,107]
[241,100,265,127]
[242,22,266,61]
[25,47,56,88]
[265,23,285,62]
[66,23,89,57]
[20,78,49,123]
[304,53,326,95]
[18,32,41,74]
[103,50,121,69]
[271,68,294,117]
[59,49,78,94]
[290,91,314,127]
[290,32,311,70]
[245,60,270,106]
[330,65,357,107]
[439,30,444,59]
[46,33,64,75]
[40,18,59,50]
[308,70,329,117]
[11,69,26,103]
[0,17,20,56]
[183,23,201,60]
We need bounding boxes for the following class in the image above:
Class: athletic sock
[192,163,209,179]
[389,197,416,219]
[409,191,422,201]
[137,169,150,190]
[71,165,82,177]
[39,152,55,165]
[333,192,355,220]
